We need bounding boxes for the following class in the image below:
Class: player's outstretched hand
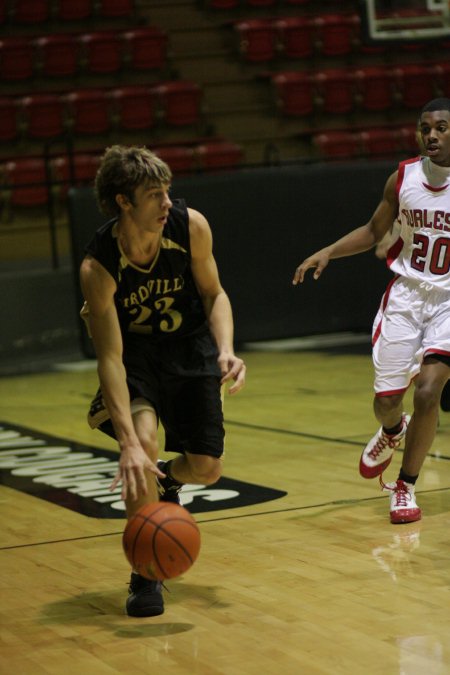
[292,250,331,285]
[218,352,246,395]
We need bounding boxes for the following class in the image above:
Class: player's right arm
[80,255,162,500]
[292,171,399,284]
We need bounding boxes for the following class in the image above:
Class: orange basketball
[122,502,201,580]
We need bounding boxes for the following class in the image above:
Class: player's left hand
[218,352,246,394]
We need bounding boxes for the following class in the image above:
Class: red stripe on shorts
[372,275,399,347]
[375,386,408,398]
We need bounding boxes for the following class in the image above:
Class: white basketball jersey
[386,156,450,290]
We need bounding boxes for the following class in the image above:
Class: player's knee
[188,455,222,485]
[414,381,441,413]
[375,394,403,415]
[138,431,159,463]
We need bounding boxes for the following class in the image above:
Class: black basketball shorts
[88,331,225,458]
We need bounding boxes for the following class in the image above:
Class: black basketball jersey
[85,199,208,341]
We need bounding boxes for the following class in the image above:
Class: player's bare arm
[293,172,399,285]
[80,256,164,500]
[188,208,246,394]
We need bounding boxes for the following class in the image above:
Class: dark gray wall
[0,267,81,373]
[1,160,396,367]
[172,161,394,341]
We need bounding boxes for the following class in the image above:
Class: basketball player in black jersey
[80,145,246,617]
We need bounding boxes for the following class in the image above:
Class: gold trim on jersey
[112,222,162,275]
[161,237,187,253]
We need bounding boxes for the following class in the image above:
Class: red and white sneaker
[359,413,410,478]
[381,478,422,524]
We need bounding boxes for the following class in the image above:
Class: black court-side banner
[0,422,286,518]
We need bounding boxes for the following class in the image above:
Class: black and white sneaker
[156,460,183,504]
[126,573,164,617]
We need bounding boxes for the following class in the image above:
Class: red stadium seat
[65,89,111,135]
[4,158,49,208]
[0,37,34,81]
[234,19,277,62]
[153,146,196,174]
[275,17,314,59]
[359,128,399,158]
[55,0,93,20]
[10,0,50,23]
[398,125,421,155]
[313,68,356,114]
[79,31,122,74]
[21,93,66,139]
[0,97,20,142]
[392,64,436,109]
[354,66,394,112]
[154,81,203,127]
[122,27,168,71]
[110,85,156,130]
[35,34,79,78]
[313,130,360,160]
[272,71,314,116]
[313,13,359,56]
[51,153,102,197]
[97,0,135,18]
[196,141,243,170]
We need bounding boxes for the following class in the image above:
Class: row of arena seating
[0,82,206,144]
[1,0,441,182]
[233,13,448,62]
[204,0,357,7]
[0,27,168,81]
[4,12,446,84]
[0,141,244,215]
[0,0,136,24]
[0,0,361,27]
[2,60,448,147]
[271,62,449,117]
[236,14,364,61]
[1,121,419,208]
[3,0,310,24]
[312,125,419,160]
[0,121,420,217]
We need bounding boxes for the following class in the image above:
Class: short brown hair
[95,145,172,216]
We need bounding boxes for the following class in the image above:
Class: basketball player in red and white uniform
[293,98,450,524]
